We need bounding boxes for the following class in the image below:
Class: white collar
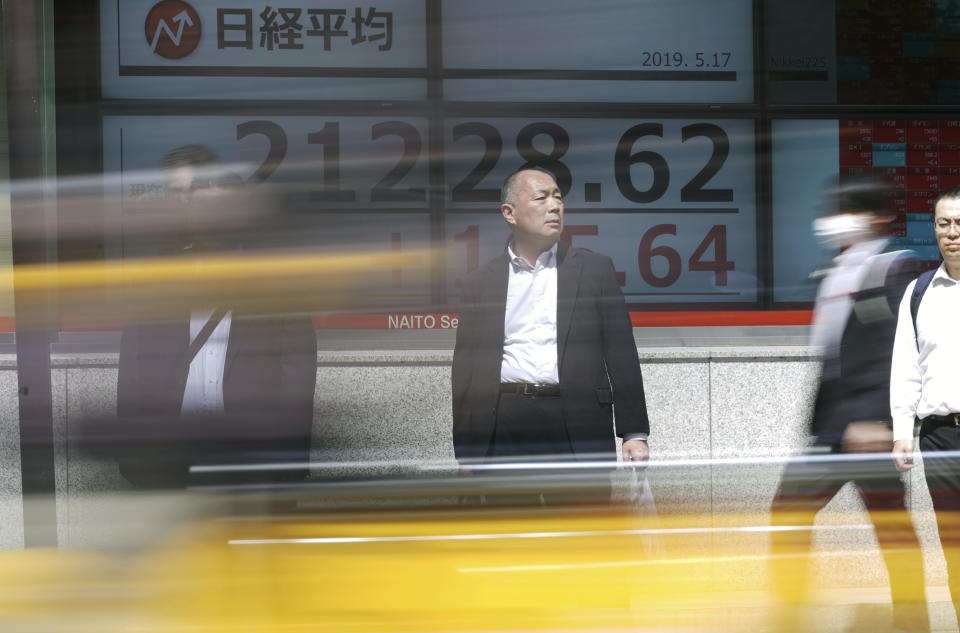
[507,241,558,272]
[932,262,960,286]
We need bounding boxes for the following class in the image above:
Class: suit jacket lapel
[484,253,510,351]
[556,242,580,377]
[167,315,192,409]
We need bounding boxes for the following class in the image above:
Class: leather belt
[922,413,960,427]
[500,382,561,398]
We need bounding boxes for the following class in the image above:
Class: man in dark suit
[451,168,650,465]
[767,175,928,632]
[117,311,317,487]
[115,145,317,488]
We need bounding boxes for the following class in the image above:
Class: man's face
[934,196,960,267]
[502,170,564,244]
[165,166,228,252]
[166,166,196,204]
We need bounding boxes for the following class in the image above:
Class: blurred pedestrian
[116,145,317,488]
[768,174,928,632]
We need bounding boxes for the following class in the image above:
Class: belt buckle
[953,413,960,427]
[522,383,536,396]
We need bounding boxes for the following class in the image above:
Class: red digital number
[688,225,733,286]
[638,224,733,288]
[453,224,480,273]
[560,225,599,245]
[637,224,681,288]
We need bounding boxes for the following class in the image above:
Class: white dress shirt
[180,308,232,416]
[890,264,960,441]
[500,243,559,384]
[498,243,647,444]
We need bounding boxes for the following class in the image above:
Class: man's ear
[502,202,516,226]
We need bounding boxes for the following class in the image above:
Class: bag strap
[910,269,936,351]
[852,250,911,324]
[186,308,228,363]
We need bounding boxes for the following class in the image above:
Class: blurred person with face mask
[766,174,928,632]
[115,145,317,489]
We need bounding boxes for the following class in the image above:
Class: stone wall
[0,348,948,617]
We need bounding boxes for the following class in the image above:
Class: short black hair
[161,144,219,170]
[162,144,242,191]
[500,167,558,205]
[821,173,893,216]
[934,184,960,215]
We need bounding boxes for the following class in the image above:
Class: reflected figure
[116,145,317,488]
[891,184,960,629]
[768,175,928,632]
[451,168,649,468]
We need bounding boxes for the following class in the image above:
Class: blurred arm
[890,280,921,470]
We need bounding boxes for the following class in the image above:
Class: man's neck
[512,238,556,268]
[945,261,960,280]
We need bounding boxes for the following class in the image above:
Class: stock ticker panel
[839,118,959,262]
[837,0,960,105]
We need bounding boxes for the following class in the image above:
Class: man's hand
[622,438,649,466]
[892,439,916,472]
[841,421,893,453]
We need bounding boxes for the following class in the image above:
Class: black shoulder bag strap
[910,270,936,351]
[185,308,228,363]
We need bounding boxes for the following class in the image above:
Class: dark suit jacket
[811,246,921,445]
[452,242,649,460]
[116,312,317,486]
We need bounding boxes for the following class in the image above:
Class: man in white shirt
[891,183,960,624]
[451,168,649,465]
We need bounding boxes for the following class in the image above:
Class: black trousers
[468,393,610,505]
[919,420,960,623]
[768,446,928,631]
[489,392,573,459]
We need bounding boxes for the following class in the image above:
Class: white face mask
[812,213,872,250]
